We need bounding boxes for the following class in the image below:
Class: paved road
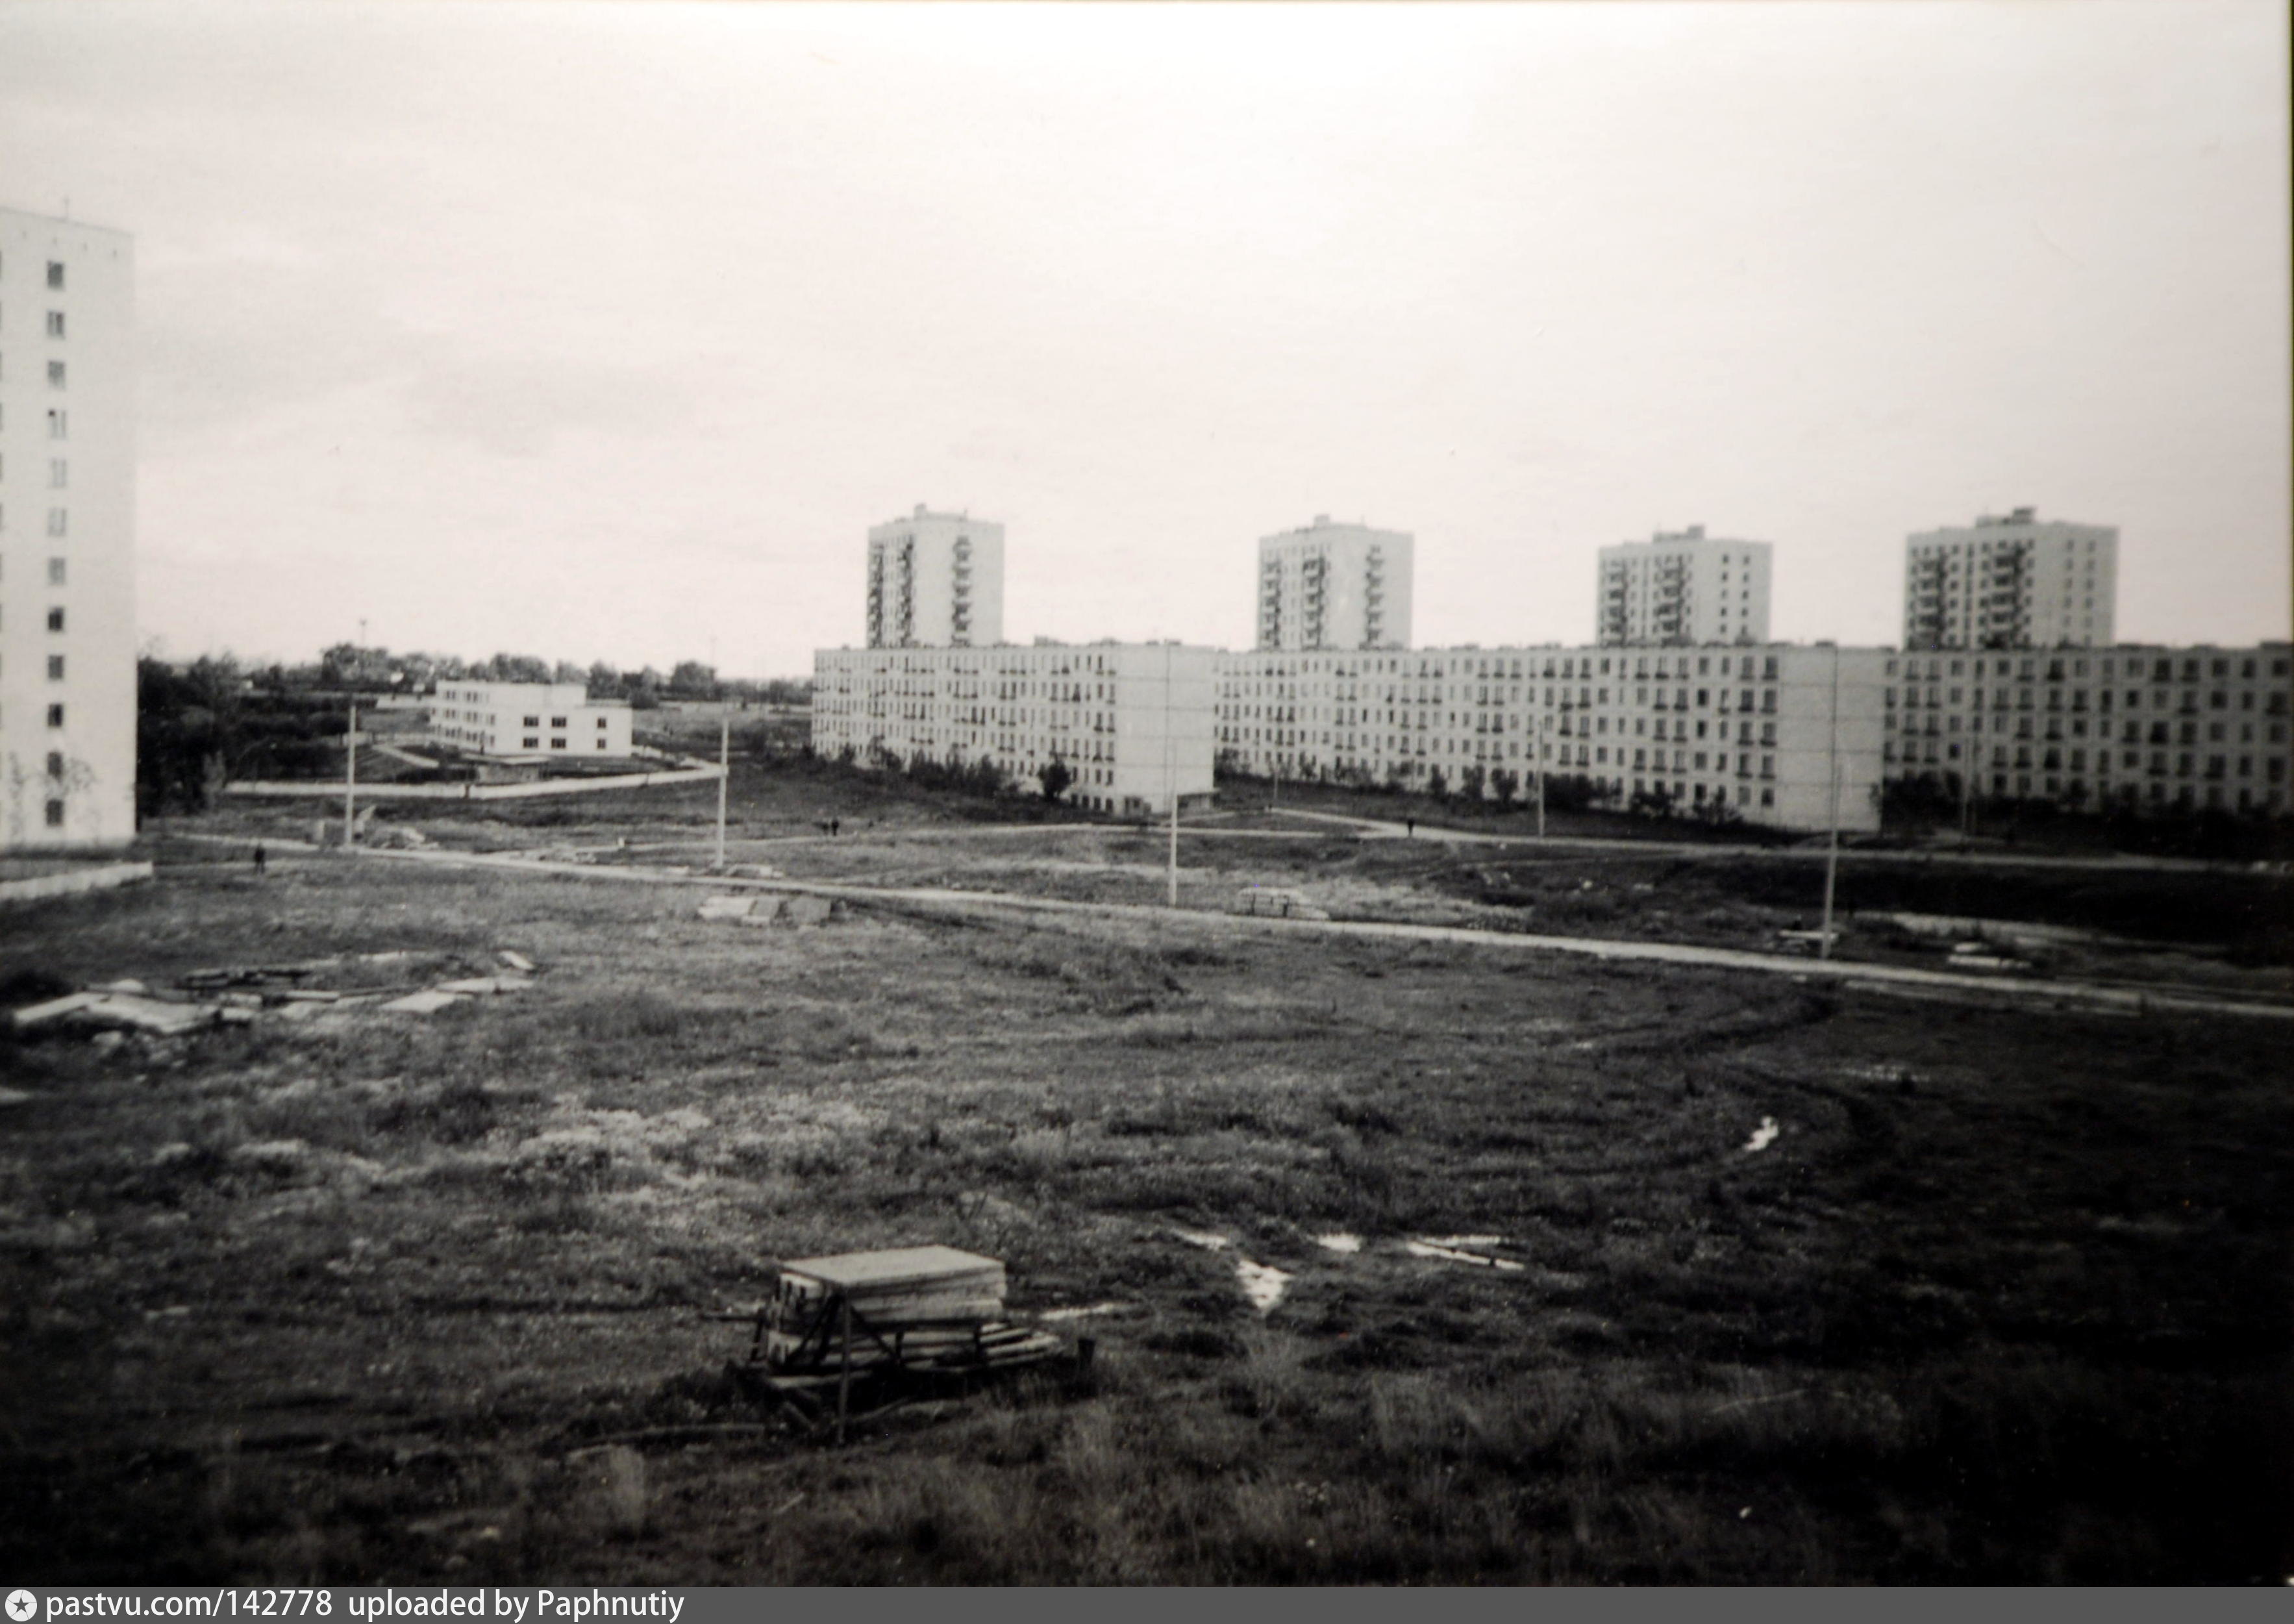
[345,843,2294,1024]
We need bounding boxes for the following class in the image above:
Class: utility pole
[1534,708,1547,840]
[1166,644,1180,908]
[1820,645,1843,960]
[716,713,730,869]
[343,699,358,849]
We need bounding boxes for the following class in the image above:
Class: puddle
[1235,1258,1291,1313]
[1743,1117,1780,1153]
[1314,1232,1362,1255]
[1170,1227,1230,1251]
[1404,1239,1525,1272]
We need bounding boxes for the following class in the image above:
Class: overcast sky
[3,1,2286,675]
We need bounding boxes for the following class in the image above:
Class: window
[46,558,64,584]
[46,703,64,729]
[46,261,64,290]
[596,717,607,728]
[46,752,64,779]
[49,459,65,488]
[551,738,567,750]
[522,736,539,749]
[47,655,64,681]
[46,360,64,389]
[46,508,66,536]
[44,310,63,338]
[549,716,567,729]
[522,715,540,727]
[45,799,65,829]
[46,607,62,632]
[47,410,65,440]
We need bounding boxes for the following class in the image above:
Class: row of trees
[306,643,812,707]
[853,740,1078,803]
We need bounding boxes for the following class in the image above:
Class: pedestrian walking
[830,816,842,838]
[1405,817,1415,838]
[252,842,268,875]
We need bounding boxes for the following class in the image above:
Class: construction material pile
[760,1245,1060,1375]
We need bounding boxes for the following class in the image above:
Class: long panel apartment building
[1217,642,1886,832]
[1256,516,1413,651]
[814,643,1219,816]
[1902,508,2115,651]
[1882,643,2292,815]
[867,505,1004,649]
[0,206,136,851]
[1596,525,1772,647]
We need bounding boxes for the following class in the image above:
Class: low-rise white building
[1880,643,2292,816]
[427,681,633,760]
[1217,642,1887,832]
[812,642,1219,816]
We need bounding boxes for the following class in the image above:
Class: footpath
[343,844,2294,1025]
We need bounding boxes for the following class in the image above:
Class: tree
[1427,765,1449,801]
[586,660,622,700]
[1459,764,1487,805]
[1038,757,1075,803]
[668,660,720,700]
[1489,768,1519,808]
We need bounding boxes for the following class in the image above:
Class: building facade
[866,505,1004,649]
[1902,508,2117,651]
[1880,643,2292,816]
[1216,642,1886,832]
[1256,516,1413,651]
[1595,525,1773,647]
[0,208,136,853]
[427,681,633,760]
[812,643,1219,816]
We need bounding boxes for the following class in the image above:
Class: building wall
[865,506,1004,649]
[811,643,1219,815]
[1255,517,1413,651]
[427,681,633,760]
[1216,643,1886,833]
[1902,510,2117,650]
[1595,527,1773,647]
[0,208,136,853]
[1880,643,2293,816]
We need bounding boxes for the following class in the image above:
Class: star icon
[6,1590,38,1623]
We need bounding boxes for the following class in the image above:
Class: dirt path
[347,845,2294,1023]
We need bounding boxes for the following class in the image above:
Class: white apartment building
[867,505,1004,649]
[1217,642,1886,832]
[1881,643,2292,816]
[812,642,1219,816]
[1256,516,1413,651]
[1902,509,2117,651]
[1595,525,1773,647]
[427,681,633,760]
[0,208,136,852]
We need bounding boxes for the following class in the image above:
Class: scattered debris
[0,1086,36,1108]
[499,950,537,974]
[1170,1227,1230,1251]
[1036,1301,1137,1322]
[1743,1117,1780,1153]
[1404,1238,1526,1272]
[699,893,841,927]
[1314,1232,1362,1255]
[1232,886,1330,921]
[1235,1257,1291,1313]
[380,989,467,1016]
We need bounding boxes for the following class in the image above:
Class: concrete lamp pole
[343,699,357,849]
[716,714,730,869]
[1819,645,1843,960]
[1166,643,1180,908]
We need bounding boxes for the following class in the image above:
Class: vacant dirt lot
[3,843,2288,1583]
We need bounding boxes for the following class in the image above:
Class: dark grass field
[2,854,2289,1582]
